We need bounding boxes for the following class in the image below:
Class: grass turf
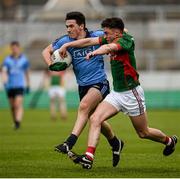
[0,109,180,178]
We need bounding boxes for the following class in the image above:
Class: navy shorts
[78,79,110,101]
[6,88,24,98]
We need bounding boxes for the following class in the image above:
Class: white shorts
[48,86,66,98]
[104,85,146,116]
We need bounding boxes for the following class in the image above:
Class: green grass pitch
[0,109,180,178]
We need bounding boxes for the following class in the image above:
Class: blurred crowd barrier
[0,71,180,109]
[1,71,180,91]
[1,21,180,71]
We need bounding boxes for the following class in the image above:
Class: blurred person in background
[1,41,30,129]
[42,11,123,167]
[44,69,67,121]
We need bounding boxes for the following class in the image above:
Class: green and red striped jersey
[99,32,140,92]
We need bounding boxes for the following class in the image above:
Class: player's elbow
[42,48,48,57]
[42,45,52,57]
[42,49,46,58]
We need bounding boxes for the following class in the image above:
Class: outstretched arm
[59,37,99,57]
[86,43,121,59]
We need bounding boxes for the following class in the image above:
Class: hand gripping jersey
[99,32,140,92]
[52,30,107,86]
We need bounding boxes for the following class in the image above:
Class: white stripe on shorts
[132,87,144,115]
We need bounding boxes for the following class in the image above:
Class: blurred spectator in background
[1,0,18,20]
[1,41,30,129]
[44,69,67,121]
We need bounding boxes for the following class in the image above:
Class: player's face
[10,45,21,56]
[65,20,83,39]
[103,27,122,43]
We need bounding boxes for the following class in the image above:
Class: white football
[52,49,72,67]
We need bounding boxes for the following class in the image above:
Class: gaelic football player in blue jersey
[42,12,123,167]
[2,41,30,129]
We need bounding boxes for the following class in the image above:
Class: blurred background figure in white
[44,69,67,121]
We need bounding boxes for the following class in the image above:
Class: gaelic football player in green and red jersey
[59,17,178,169]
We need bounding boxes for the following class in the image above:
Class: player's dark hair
[10,41,20,46]
[101,17,124,31]
[65,11,86,28]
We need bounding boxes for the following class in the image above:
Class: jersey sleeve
[52,35,69,51]
[92,30,104,37]
[99,36,108,45]
[117,36,134,51]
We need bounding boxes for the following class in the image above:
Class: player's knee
[79,101,89,112]
[89,114,101,127]
[14,103,22,110]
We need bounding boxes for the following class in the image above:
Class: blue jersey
[2,54,30,89]
[52,30,107,86]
